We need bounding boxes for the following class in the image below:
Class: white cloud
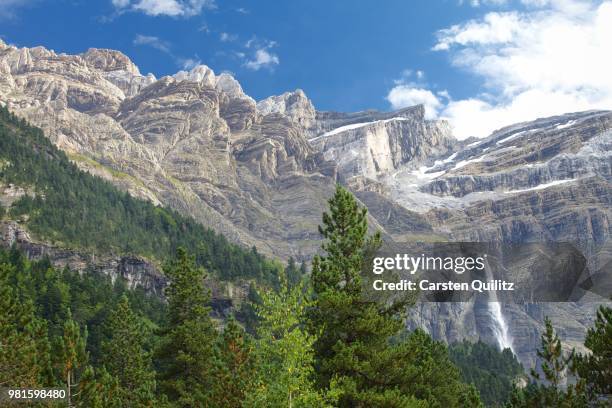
[390,0,612,139]
[133,34,201,71]
[0,0,35,19]
[241,38,280,71]
[244,49,280,71]
[465,0,508,7]
[178,57,201,70]
[387,86,442,119]
[432,12,523,51]
[219,32,237,42]
[112,0,214,17]
[133,34,171,53]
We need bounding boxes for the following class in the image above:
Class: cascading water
[488,300,514,353]
[484,261,514,353]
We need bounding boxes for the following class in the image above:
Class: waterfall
[488,301,514,353]
[484,260,514,353]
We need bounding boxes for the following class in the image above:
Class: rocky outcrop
[0,220,167,295]
[310,105,456,179]
[0,220,250,319]
[256,89,316,134]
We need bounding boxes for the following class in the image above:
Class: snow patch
[411,165,446,180]
[555,119,577,130]
[504,179,576,194]
[452,155,487,170]
[496,130,526,145]
[433,152,458,166]
[313,117,411,140]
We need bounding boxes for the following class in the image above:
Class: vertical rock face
[216,73,257,132]
[310,105,456,179]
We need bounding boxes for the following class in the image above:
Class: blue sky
[1,0,611,138]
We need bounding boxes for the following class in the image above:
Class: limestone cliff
[1,39,610,367]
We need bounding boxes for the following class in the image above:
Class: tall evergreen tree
[573,305,612,404]
[154,248,218,407]
[509,317,586,407]
[532,317,573,389]
[209,315,256,407]
[285,256,301,288]
[101,295,157,407]
[308,185,480,407]
[54,310,88,407]
[0,263,51,388]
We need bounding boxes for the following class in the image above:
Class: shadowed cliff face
[1,39,610,367]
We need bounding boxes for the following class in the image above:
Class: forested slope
[0,106,282,284]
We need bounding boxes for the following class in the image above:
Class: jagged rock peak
[173,64,217,87]
[257,89,312,115]
[172,65,254,103]
[256,89,316,129]
[215,72,255,103]
[81,48,141,76]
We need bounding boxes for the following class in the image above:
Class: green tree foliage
[209,315,256,407]
[76,366,122,408]
[101,295,157,407]
[533,318,572,389]
[0,247,164,404]
[54,310,89,406]
[508,317,587,407]
[449,340,524,407]
[285,256,302,288]
[308,185,480,407]
[0,105,281,285]
[154,248,218,407]
[0,263,52,388]
[246,277,335,407]
[573,305,612,404]
[237,282,263,335]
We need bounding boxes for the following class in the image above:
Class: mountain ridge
[1,39,610,367]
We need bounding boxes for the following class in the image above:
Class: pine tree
[154,248,218,406]
[101,295,157,407]
[76,366,122,408]
[210,315,256,407]
[532,317,572,389]
[308,185,480,407]
[509,317,587,407]
[0,263,51,388]
[246,277,335,407]
[285,256,301,288]
[54,310,88,407]
[573,305,611,403]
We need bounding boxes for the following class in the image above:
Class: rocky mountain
[310,105,455,180]
[0,39,437,260]
[1,39,610,367]
[0,40,331,259]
